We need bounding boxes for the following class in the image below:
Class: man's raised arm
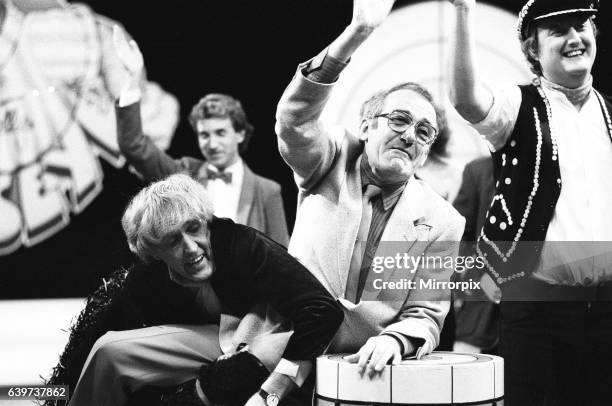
[275,0,395,190]
[104,26,180,180]
[448,0,494,123]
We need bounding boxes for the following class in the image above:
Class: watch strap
[258,388,270,401]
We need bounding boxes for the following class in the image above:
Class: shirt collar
[207,158,243,175]
[360,155,407,211]
[202,158,244,186]
[538,75,593,108]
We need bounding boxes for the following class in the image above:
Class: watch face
[266,393,280,406]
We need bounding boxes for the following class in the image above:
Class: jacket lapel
[337,156,366,296]
[237,163,255,225]
[369,178,432,294]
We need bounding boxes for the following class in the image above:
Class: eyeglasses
[374,111,438,145]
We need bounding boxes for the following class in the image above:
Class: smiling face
[197,118,245,171]
[362,89,438,185]
[533,14,596,88]
[154,217,214,284]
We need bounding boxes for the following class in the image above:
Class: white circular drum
[316,352,503,405]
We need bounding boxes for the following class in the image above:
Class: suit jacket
[452,156,499,350]
[50,217,342,393]
[207,217,343,362]
[116,102,289,246]
[454,156,495,244]
[275,65,465,357]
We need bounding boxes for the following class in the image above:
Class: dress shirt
[355,159,406,300]
[198,160,244,221]
[473,81,612,285]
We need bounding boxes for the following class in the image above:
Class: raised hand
[351,0,396,31]
[112,25,144,80]
[101,25,144,100]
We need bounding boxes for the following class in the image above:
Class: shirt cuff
[381,331,424,357]
[273,359,312,387]
[301,47,349,84]
[118,87,142,107]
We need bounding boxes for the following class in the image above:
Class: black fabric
[209,217,343,361]
[44,263,204,405]
[478,85,560,287]
[520,0,598,39]
[500,300,612,406]
[198,351,269,406]
[45,218,342,405]
[478,86,612,288]
[160,381,204,406]
[453,157,499,350]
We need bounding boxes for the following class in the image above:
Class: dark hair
[188,93,254,155]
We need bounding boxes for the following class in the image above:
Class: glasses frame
[374,111,438,145]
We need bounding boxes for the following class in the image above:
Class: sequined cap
[517,0,598,40]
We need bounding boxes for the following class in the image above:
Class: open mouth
[563,49,585,58]
[185,253,205,267]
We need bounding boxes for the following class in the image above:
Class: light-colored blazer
[275,66,465,357]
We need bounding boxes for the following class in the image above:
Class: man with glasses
[275,0,464,381]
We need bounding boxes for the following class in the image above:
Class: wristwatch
[258,388,280,406]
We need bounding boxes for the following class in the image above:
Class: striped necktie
[345,184,381,303]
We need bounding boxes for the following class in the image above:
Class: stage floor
[0,298,85,386]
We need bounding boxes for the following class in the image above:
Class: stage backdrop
[0,0,610,298]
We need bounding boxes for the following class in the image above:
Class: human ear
[358,119,369,141]
[236,130,246,144]
[526,37,539,61]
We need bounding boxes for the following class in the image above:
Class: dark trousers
[499,301,612,406]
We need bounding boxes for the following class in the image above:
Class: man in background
[105,27,289,246]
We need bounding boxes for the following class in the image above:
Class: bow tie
[207,169,232,184]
